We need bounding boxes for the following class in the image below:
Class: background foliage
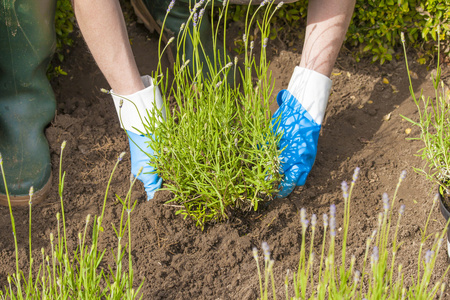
[48,0,75,78]
[52,0,450,68]
[229,0,450,64]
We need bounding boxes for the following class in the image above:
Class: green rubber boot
[0,0,57,206]
[132,0,231,81]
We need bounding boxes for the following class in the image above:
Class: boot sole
[0,173,52,207]
[131,0,176,67]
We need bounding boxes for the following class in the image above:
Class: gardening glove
[272,67,332,198]
[111,75,166,200]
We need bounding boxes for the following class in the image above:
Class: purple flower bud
[330,204,336,218]
[330,216,336,237]
[275,1,284,9]
[199,8,205,19]
[243,34,247,43]
[424,250,434,264]
[262,242,270,261]
[323,213,328,227]
[400,170,407,181]
[354,270,361,283]
[352,167,360,183]
[300,208,306,222]
[118,152,126,162]
[382,193,390,211]
[252,247,258,259]
[371,246,379,264]
[311,214,317,228]
[341,181,349,199]
[399,204,405,215]
[193,12,198,27]
[263,37,268,48]
[434,193,439,204]
[167,0,176,12]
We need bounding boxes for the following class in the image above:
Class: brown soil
[1,6,450,299]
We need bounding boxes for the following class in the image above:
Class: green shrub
[228,0,450,64]
[48,0,75,78]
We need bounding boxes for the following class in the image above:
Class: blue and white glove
[111,75,166,200]
[272,67,332,198]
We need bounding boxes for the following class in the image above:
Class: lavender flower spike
[275,1,284,10]
[352,167,360,183]
[330,204,336,218]
[300,208,309,230]
[371,246,379,264]
[400,170,407,181]
[252,247,258,259]
[382,193,389,211]
[199,8,205,19]
[323,213,328,227]
[341,181,349,199]
[262,242,270,259]
[167,0,176,12]
[399,204,405,215]
[193,12,198,27]
[330,216,336,237]
[311,214,317,229]
[424,250,434,265]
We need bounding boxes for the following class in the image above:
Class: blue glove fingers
[272,90,321,198]
[276,164,300,198]
[127,130,162,200]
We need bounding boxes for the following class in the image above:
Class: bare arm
[72,0,144,95]
[300,0,356,77]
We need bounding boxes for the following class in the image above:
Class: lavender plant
[144,0,284,228]
[253,169,450,299]
[0,143,143,299]
[400,30,450,194]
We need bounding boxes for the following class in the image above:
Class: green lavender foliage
[145,0,283,229]
[401,32,450,191]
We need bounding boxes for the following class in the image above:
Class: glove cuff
[111,75,165,135]
[286,67,332,125]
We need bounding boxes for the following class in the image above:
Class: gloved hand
[272,67,332,198]
[111,75,166,200]
[127,130,162,200]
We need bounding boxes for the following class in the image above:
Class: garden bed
[0,10,450,299]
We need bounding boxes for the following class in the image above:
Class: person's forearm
[72,0,144,95]
[300,0,355,78]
